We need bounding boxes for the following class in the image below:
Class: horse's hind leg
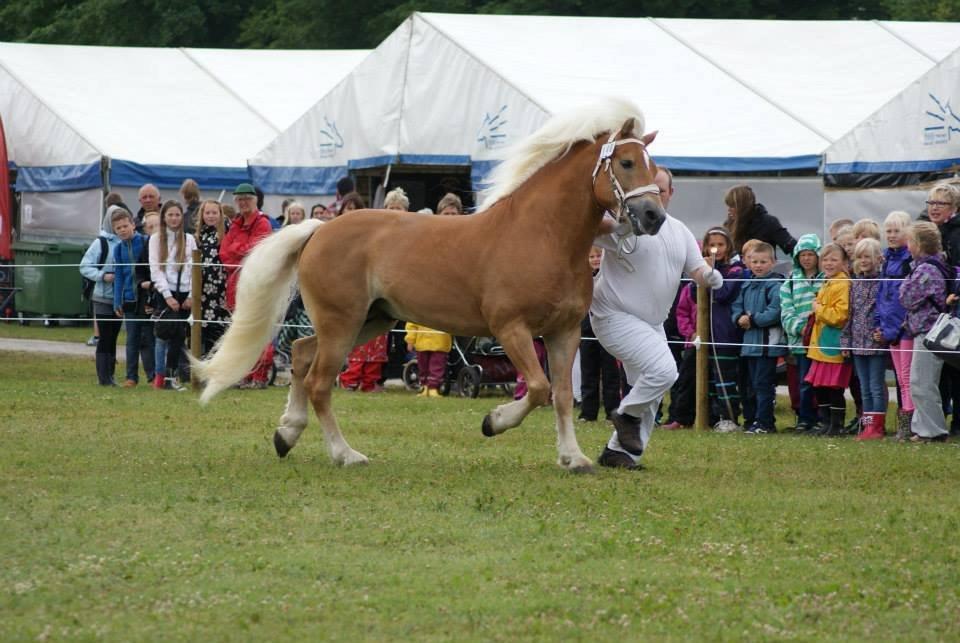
[544,327,593,473]
[308,318,395,466]
[274,336,316,457]
[482,324,551,436]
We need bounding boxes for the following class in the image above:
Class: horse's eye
[619,159,634,170]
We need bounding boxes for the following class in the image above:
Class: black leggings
[94,309,122,358]
[814,386,845,409]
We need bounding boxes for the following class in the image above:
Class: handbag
[922,313,960,369]
[153,266,187,342]
[800,314,815,347]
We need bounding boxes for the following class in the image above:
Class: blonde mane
[479,98,646,211]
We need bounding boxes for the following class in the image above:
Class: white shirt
[149,230,197,297]
[591,214,706,325]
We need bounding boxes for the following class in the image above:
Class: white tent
[251,13,960,238]
[0,43,367,240]
[823,45,960,225]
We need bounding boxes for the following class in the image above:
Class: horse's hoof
[482,414,495,437]
[569,463,595,475]
[273,431,292,458]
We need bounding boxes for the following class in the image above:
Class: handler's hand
[165,296,180,312]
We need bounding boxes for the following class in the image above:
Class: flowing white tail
[191,219,323,404]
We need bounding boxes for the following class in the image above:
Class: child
[148,199,197,391]
[732,241,786,433]
[899,222,951,442]
[579,246,621,421]
[699,227,745,431]
[404,322,452,398]
[79,206,122,385]
[834,226,857,263]
[111,207,153,387]
[662,282,696,429]
[829,218,854,242]
[805,243,852,436]
[196,200,229,357]
[875,211,914,440]
[852,218,881,243]
[841,238,886,440]
[780,234,823,432]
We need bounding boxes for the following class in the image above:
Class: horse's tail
[192,219,324,404]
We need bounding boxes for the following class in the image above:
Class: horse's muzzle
[625,196,666,236]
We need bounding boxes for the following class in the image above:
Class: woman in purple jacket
[874,211,913,439]
[899,222,951,442]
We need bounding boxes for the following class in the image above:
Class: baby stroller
[403,336,517,398]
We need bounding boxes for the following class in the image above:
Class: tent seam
[417,12,552,118]
[179,47,280,133]
[872,20,938,63]
[647,17,834,145]
[0,58,103,161]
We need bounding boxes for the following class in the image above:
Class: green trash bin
[13,240,89,318]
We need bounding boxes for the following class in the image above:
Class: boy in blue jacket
[732,241,787,433]
[111,208,154,387]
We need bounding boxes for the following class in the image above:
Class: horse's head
[592,119,665,236]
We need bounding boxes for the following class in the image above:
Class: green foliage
[2,0,956,50]
[3,351,960,639]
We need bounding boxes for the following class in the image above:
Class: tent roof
[251,13,960,194]
[824,44,960,180]
[0,42,368,189]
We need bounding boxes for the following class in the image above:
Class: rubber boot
[856,412,885,441]
[152,374,165,390]
[895,409,914,442]
[826,406,846,437]
[812,404,831,436]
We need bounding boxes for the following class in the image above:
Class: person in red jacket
[219,182,275,388]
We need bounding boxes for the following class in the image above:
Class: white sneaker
[713,419,742,433]
[165,377,187,392]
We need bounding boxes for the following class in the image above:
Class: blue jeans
[155,337,167,379]
[745,356,778,428]
[854,354,887,413]
[125,317,155,382]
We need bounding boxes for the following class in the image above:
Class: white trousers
[591,312,678,461]
[910,333,947,438]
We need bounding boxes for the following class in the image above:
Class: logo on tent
[924,93,959,146]
[477,106,509,150]
[318,116,344,158]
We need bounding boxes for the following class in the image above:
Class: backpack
[924,257,960,313]
[81,237,108,301]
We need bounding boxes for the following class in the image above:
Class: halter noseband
[591,131,660,227]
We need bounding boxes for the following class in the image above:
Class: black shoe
[610,412,644,455]
[597,447,639,470]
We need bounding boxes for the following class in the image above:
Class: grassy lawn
[0,320,94,343]
[3,351,960,640]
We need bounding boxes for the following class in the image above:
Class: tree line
[1,0,957,50]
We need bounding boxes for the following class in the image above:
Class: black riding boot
[811,404,831,436]
[826,406,846,437]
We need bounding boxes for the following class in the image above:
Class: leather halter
[591,130,660,226]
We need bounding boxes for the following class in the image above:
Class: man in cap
[218,182,276,388]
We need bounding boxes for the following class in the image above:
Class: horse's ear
[617,118,639,139]
[641,130,658,146]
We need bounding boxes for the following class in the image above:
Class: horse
[192,98,666,473]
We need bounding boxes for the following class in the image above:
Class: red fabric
[0,116,10,260]
[249,342,274,383]
[347,335,388,363]
[417,350,447,388]
[220,212,272,310]
[339,361,383,391]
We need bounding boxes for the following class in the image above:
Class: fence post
[695,283,711,430]
[190,248,202,391]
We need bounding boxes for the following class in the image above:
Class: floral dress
[198,224,229,351]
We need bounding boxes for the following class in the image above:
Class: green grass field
[3,350,960,640]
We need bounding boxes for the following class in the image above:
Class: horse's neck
[504,144,604,254]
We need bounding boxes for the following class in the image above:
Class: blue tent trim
[111,160,250,190]
[15,162,102,192]
[249,165,348,195]
[823,157,960,175]
[655,155,821,172]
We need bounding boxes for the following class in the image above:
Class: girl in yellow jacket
[404,322,452,397]
[803,243,852,436]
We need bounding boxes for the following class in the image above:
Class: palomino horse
[192,98,666,473]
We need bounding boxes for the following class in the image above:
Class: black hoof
[570,463,595,475]
[273,431,292,458]
[482,415,495,437]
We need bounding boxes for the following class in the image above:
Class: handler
[591,167,722,469]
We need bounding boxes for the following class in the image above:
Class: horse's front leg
[544,326,594,473]
[482,324,551,437]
